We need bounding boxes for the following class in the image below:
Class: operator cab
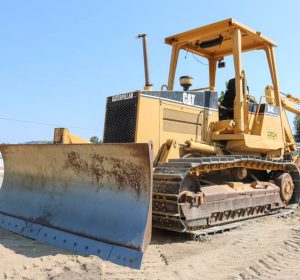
[166,18,277,135]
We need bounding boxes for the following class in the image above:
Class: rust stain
[64,151,147,197]
[127,144,152,168]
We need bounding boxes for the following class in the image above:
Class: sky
[0,0,299,143]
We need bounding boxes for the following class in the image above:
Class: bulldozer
[0,18,300,269]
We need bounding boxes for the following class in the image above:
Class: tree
[90,136,102,144]
[294,116,300,142]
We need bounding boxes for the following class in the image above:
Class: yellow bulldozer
[0,18,300,269]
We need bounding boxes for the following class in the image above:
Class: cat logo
[183,92,196,106]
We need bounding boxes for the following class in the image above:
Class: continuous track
[152,155,300,233]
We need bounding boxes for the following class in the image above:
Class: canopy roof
[165,18,276,60]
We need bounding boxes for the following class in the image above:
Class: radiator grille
[103,93,138,143]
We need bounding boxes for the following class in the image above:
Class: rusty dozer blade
[0,143,153,269]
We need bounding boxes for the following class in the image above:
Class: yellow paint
[60,19,300,161]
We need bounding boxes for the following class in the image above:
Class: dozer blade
[0,143,153,269]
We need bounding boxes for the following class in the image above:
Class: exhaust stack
[137,34,152,90]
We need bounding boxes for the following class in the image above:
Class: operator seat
[219,78,257,120]
[221,78,235,109]
[220,78,235,119]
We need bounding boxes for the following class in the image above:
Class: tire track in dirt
[232,213,300,280]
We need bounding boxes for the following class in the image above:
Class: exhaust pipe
[137,34,152,90]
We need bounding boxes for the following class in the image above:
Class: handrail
[255,95,276,124]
